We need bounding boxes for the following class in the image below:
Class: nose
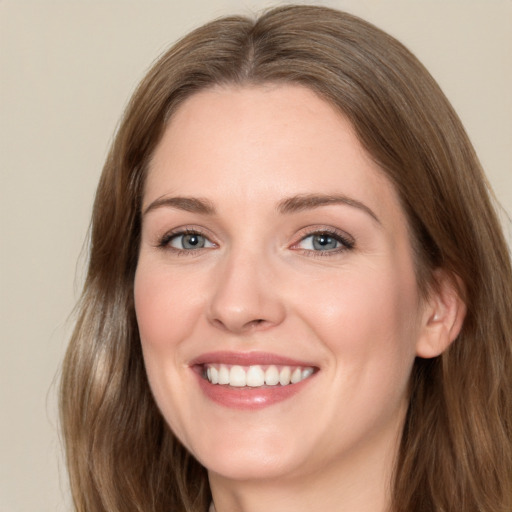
[207,248,286,334]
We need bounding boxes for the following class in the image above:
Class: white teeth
[291,367,302,384]
[279,367,291,385]
[209,366,218,384]
[302,367,314,380]
[265,365,280,386]
[246,365,265,387]
[204,363,315,387]
[218,365,230,385]
[229,365,246,387]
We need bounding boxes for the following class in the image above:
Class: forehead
[145,84,402,225]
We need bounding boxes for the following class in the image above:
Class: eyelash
[156,227,355,257]
[157,228,215,256]
[292,228,355,257]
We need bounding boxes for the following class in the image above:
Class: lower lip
[194,370,316,410]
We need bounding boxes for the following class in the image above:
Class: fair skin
[134,84,464,512]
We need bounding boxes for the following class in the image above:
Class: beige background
[1,1,510,510]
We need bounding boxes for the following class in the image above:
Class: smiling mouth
[202,364,315,388]
[190,352,319,408]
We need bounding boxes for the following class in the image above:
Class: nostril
[243,319,271,331]
[212,319,227,330]
[210,317,269,333]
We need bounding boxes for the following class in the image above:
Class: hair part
[60,5,512,511]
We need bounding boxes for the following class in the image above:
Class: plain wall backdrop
[1,1,510,510]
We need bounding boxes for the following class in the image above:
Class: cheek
[134,270,172,350]
[299,262,420,379]
[133,261,202,441]
[134,261,203,351]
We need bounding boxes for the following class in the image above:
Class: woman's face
[135,84,430,484]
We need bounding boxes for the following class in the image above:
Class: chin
[203,454,298,482]
[187,428,307,482]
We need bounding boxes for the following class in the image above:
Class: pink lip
[190,351,318,410]
[190,351,315,367]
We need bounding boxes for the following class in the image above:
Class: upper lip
[190,351,318,368]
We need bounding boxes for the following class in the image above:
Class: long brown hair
[60,5,512,511]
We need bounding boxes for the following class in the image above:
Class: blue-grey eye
[170,233,213,250]
[297,232,348,251]
[315,234,338,250]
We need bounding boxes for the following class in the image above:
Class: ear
[415,269,467,359]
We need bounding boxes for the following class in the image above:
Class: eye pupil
[313,234,337,250]
[183,234,205,249]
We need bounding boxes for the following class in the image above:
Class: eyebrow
[277,193,381,224]
[143,193,380,224]
[143,196,216,216]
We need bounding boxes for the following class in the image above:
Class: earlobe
[415,270,467,359]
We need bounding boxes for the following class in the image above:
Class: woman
[60,5,512,512]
